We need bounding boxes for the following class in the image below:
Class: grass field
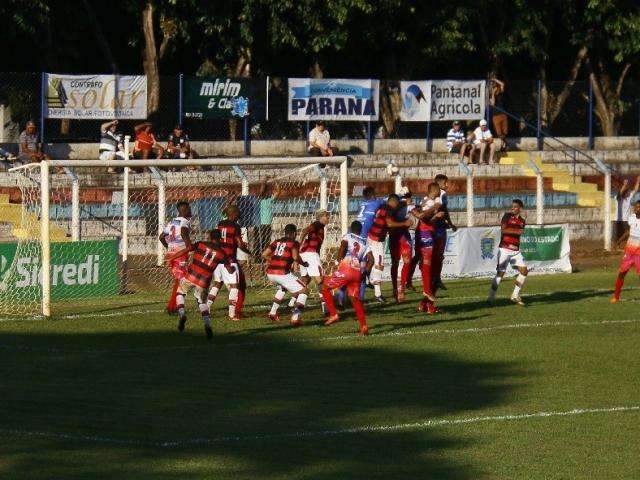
[0,264,639,479]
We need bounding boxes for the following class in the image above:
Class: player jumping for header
[166,230,234,340]
[488,199,528,306]
[322,221,374,336]
[611,200,640,303]
[263,224,309,327]
[297,210,331,312]
[159,201,192,314]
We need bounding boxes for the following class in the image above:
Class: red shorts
[325,265,362,297]
[169,255,188,280]
[389,235,413,260]
[619,252,640,274]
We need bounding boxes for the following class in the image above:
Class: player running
[389,188,414,302]
[322,221,374,336]
[298,210,331,310]
[159,201,192,314]
[367,194,413,303]
[611,200,640,303]
[487,199,528,306]
[433,174,457,290]
[166,230,234,340]
[263,224,309,327]
[411,183,443,313]
[207,205,249,321]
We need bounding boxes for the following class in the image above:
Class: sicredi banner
[400,81,431,121]
[183,77,266,119]
[430,80,486,121]
[0,240,119,301]
[45,74,147,119]
[288,78,379,121]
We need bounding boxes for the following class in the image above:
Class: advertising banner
[45,74,147,119]
[183,77,266,119]
[0,240,119,301]
[400,80,486,121]
[288,78,379,121]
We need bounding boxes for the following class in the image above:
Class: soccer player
[433,174,457,290]
[611,200,640,303]
[487,199,528,306]
[367,194,413,303]
[263,224,309,326]
[298,210,330,309]
[159,201,192,314]
[322,221,374,335]
[411,183,443,313]
[353,186,385,301]
[389,189,414,302]
[207,205,250,321]
[166,230,234,340]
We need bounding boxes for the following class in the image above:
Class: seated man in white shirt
[470,119,496,165]
[308,121,338,157]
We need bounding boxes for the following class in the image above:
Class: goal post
[7,156,350,318]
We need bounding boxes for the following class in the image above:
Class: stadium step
[0,197,70,242]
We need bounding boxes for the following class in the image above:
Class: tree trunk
[141,1,160,115]
[309,60,323,79]
[229,48,252,141]
[379,81,401,138]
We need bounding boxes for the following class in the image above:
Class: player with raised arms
[487,199,528,306]
[367,194,413,303]
[207,205,249,321]
[433,174,457,291]
[159,201,192,314]
[263,224,309,327]
[355,186,385,300]
[166,230,234,340]
[322,221,374,336]
[611,200,640,303]
[389,188,415,302]
[298,210,331,312]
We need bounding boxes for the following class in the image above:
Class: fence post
[588,80,594,150]
[243,116,251,156]
[63,167,81,241]
[425,121,431,152]
[305,121,310,151]
[149,167,165,267]
[40,72,46,144]
[460,161,474,227]
[178,73,184,125]
[40,160,51,317]
[367,120,373,154]
[122,136,130,280]
[527,153,544,225]
[340,158,349,235]
[315,165,328,211]
[536,79,542,150]
[595,156,611,251]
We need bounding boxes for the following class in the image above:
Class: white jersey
[628,213,640,243]
[439,189,448,209]
[342,233,368,268]
[617,195,632,222]
[163,216,191,251]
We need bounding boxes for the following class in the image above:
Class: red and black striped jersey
[217,219,242,261]
[267,238,300,275]
[499,213,526,251]
[185,242,230,288]
[367,204,392,242]
[301,221,325,253]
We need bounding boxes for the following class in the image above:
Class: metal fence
[0,73,638,149]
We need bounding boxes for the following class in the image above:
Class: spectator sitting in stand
[133,122,164,159]
[18,121,49,164]
[470,119,496,165]
[99,120,126,173]
[308,121,338,156]
[166,124,194,159]
[446,121,471,162]
[0,147,18,170]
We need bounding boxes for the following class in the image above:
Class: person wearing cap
[308,121,338,157]
[446,121,471,161]
[133,122,164,159]
[471,119,496,165]
[166,124,193,160]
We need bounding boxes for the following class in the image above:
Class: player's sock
[374,284,382,298]
[207,285,220,309]
[292,293,307,321]
[390,261,399,299]
[288,297,296,308]
[199,302,211,327]
[359,280,367,300]
[228,288,239,318]
[614,277,625,299]
[350,296,367,327]
[236,273,246,315]
[335,287,346,307]
[420,263,433,295]
[400,262,410,292]
[176,293,186,318]
[512,274,526,297]
[167,279,179,311]
[270,288,285,315]
[321,288,338,316]
[488,275,502,300]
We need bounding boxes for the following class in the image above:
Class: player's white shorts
[299,252,323,277]
[213,262,239,284]
[178,277,206,302]
[366,239,385,267]
[496,247,526,272]
[267,273,306,294]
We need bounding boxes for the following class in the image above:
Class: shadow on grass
[0,326,524,480]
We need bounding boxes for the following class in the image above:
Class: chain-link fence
[0,73,638,149]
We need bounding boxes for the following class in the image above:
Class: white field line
[0,285,634,323]
[0,405,637,448]
[1,318,638,355]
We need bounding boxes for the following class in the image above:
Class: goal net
[1,157,348,317]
